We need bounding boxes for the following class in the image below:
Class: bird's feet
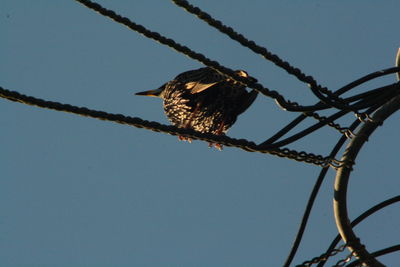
[178,136,192,143]
[208,142,223,151]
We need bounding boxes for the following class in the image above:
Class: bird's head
[235,70,249,78]
[234,70,257,84]
[135,85,166,98]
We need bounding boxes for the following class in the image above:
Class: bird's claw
[178,136,192,143]
[208,142,223,150]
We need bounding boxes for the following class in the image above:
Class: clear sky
[1,1,399,266]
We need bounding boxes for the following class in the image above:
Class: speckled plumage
[136,67,257,148]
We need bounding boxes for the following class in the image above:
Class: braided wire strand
[0,86,335,167]
[171,0,368,117]
[305,111,355,138]
[332,251,355,267]
[296,244,347,267]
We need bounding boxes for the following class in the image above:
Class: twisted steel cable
[171,0,371,117]
[0,86,334,167]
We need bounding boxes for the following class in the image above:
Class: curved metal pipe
[334,91,400,267]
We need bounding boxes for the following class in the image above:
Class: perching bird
[135,67,257,149]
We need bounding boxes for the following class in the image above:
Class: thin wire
[262,109,349,149]
[261,82,400,148]
[282,110,369,267]
[261,68,400,146]
[288,67,400,112]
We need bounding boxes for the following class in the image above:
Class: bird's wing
[177,68,225,94]
[236,90,258,115]
[184,80,219,94]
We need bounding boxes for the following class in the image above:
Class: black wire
[282,105,381,267]
[261,82,400,149]
[286,67,400,112]
[261,71,400,147]
[262,115,307,145]
[307,67,400,111]
[316,195,400,267]
[263,110,349,149]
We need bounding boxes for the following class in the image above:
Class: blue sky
[1,1,399,266]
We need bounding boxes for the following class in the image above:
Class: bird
[135,67,258,150]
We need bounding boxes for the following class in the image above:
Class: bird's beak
[135,87,164,97]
